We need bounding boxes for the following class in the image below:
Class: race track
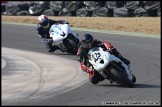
[2,23,161,106]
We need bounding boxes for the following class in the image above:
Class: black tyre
[68,50,77,55]
[63,34,79,54]
[132,74,136,83]
[110,66,134,88]
[68,35,79,54]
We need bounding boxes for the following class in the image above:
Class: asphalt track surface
[2,23,161,106]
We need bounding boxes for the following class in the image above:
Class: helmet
[38,15,49,27]
[82,34,94,43]
[82,34,94,49]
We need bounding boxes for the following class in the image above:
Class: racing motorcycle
[88,46,136,88]
[49,23,79,54]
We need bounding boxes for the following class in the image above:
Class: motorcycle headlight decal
[100,59,104,64]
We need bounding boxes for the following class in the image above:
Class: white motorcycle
[49,23,79,54]
[88,47,136,88]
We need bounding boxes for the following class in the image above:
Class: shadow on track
[97,83,160,88]
[46,51,76,56]
[133,84,160,88]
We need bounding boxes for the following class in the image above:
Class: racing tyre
[110,65,134,88]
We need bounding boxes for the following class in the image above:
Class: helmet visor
[40,19,48,26]
[82,42,92,49]
[42,23,49,29]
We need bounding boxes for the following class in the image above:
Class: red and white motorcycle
[88,46,136,87]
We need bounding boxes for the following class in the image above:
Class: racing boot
[89,70,105,84]
[111,48,130,66]
[46,44,60,52]
[51,45,61,52]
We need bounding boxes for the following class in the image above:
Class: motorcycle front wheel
[110,65,134,88]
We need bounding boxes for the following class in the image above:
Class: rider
[36,15,70,52]
[77,33,130,84]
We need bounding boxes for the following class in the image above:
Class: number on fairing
[92,52,101,62]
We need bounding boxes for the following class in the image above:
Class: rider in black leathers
[36,15,69,52]
[77,34,130,84]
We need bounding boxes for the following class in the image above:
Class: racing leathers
[36,19,69,52]
[77,39,130,84]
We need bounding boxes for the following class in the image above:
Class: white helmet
[38,15,49,27]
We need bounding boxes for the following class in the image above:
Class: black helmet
[82,34,94,43]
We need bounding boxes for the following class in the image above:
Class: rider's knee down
[89,73,105,84]
[89,78,100,84]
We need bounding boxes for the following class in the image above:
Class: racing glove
[80,61,93,73]
[57,20,69,24]
[86,67,93,74]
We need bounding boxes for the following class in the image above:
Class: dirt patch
[2,16,160,35]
